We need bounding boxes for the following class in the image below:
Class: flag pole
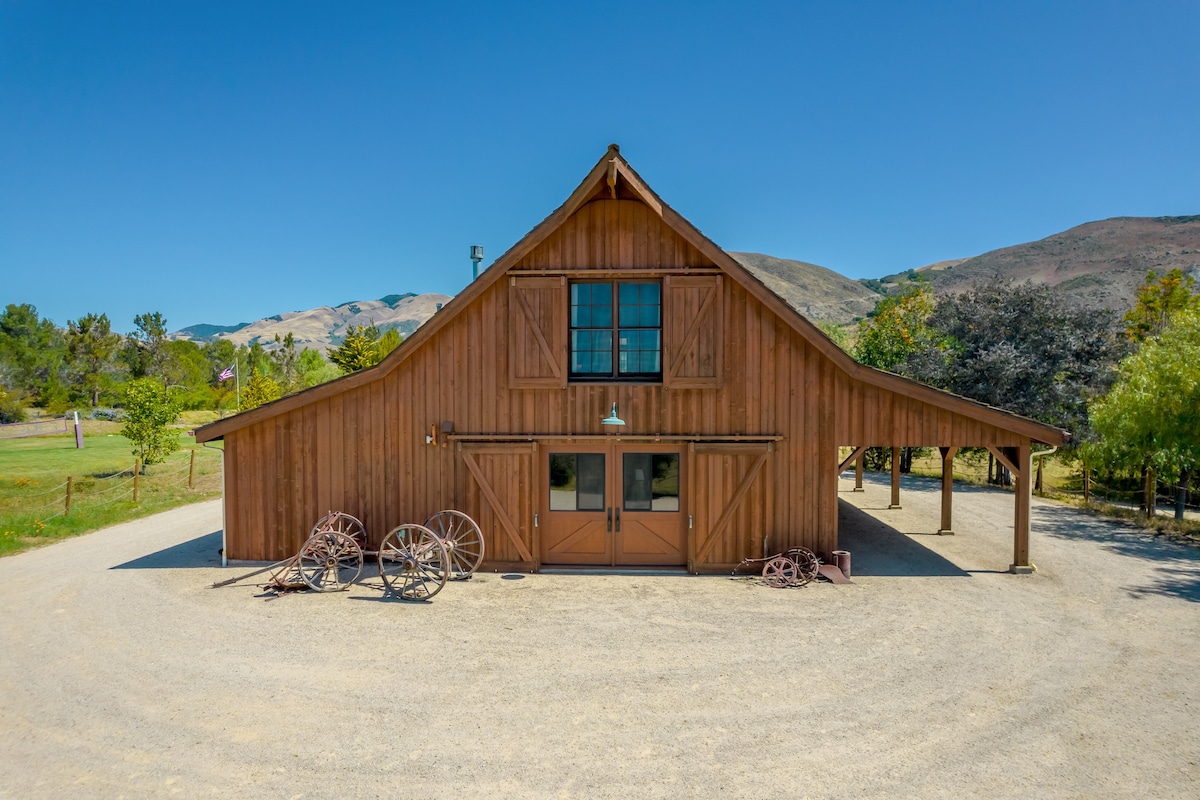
[235,359,241,411]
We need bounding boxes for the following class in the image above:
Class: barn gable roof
[195,145,1065,445]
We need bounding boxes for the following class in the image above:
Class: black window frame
[569,280,663,382]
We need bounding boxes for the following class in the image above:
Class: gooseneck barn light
[601,402,626,426]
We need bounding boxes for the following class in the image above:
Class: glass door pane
[622,453,680,512]
[548,453,606,511]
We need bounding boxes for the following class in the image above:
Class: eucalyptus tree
[66,312,121,406]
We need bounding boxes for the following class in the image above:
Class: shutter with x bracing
[663,275,723,389]
[508,276,568,389]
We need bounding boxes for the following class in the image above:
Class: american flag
[218,365,235,382]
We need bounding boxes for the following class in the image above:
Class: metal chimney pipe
[470,245,484,280]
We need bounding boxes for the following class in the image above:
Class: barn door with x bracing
[458,443,538,571]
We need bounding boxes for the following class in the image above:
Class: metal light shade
[601,402,625,426]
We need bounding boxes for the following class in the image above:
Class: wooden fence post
[133,459,141,504]
[65,476,73,517]
[188,449,196,490]
[1083,467,1090,505]
[1035,456,1044,495]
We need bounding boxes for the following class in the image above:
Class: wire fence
[1039,467,1200,517]
[1,449,223,539]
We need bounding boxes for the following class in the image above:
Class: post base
[851,488,865,493]
[888,504,902,510]
[937,529,954,536]
[1009,564,1034,574]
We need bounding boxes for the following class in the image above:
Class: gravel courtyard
[2,473,1199,798]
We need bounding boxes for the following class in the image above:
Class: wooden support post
[889,447,901,509]
[65,476,73,517]
[854,453,864,492]
[938,447,957,534]
[1083,467,1091,505]
[1146,467,1157,518]
[133,459,141,504]
[188,449,196,490]
[1010,442,1032,574]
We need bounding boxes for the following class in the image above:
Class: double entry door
[540,443,687,567]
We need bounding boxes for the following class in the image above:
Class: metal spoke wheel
[787,547,820,584]
[297,531,364,592]
[424,510,485,579]
[378,524,450,600]
[311,511,367,548]
[762,556,798,588]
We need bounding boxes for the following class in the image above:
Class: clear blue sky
[2,1,1197,332]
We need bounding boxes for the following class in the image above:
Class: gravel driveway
[2,474,1199,798]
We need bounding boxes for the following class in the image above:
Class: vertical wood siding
[222,197,1027,563]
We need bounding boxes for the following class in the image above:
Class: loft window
[570,281,662,381]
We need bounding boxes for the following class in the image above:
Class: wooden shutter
[663,275,723,389]
[508,276,567,388]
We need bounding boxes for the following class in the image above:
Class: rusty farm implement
[212,509,485,600]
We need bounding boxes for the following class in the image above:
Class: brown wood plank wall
[223,196,1028,563]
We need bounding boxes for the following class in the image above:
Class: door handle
[607,508,612,532]
[615,508,621,532]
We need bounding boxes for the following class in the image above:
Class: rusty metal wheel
[762,556,798,588]
[424,510,485,579]
[297,531,363,592]
[311,511,367,548]
[787,547,820,584]
[378,524,449,600]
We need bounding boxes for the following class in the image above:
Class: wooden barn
[194,145,1065,574]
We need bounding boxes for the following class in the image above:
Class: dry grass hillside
[172,293,451,353]
[924,216,1200,310]
[730,252,880,324]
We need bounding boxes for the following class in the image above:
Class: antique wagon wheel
[424,510,485,579]
[762,556,798,588]
[310,511,367,548]
[297,531,364,592]
[378,524,450,600]
[787,547,821,584]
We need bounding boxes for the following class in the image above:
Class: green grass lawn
[0,430,223,557]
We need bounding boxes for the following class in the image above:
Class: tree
[854,282,937,371]
[902,278,1123,436]
[1124,269,1197,344]
[239,373,282,411]
[0,303,63,403]
[329,324,383,373]
[126,311,174,383]
[166,339,218,410]
[377,327,403,361]
[0,386,23,424]
[1089,304,1200,519]
[120,378,180,466]
[65,312,121,407]
[297,348,341,389]
[271,332,300,391]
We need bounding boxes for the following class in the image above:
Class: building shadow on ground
[837,499,968,577]
[1033,505,1200,603]
[111,530,223,569]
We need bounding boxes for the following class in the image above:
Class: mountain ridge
[171,214,1200,352]
[171,292,451,353]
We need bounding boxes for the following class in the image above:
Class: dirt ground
[2,473,1199,798]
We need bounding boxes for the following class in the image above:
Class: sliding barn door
[689,443,772,571]
[458,443,538,570]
